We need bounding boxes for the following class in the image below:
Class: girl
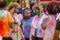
[43,2,59,40]
[30,4,46,40]
[21,8,34,40]
[0,1,14,40]
[8,2,23,40]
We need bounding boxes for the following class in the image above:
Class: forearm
[30,27,34,40]
[20,27,24,36]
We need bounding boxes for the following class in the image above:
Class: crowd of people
[0,1,60,40]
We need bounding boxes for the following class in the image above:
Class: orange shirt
[0,10,14,37]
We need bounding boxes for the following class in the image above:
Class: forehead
[25,9,31,13]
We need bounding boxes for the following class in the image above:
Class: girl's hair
[30,2,36,10]
[8,2,19,11]
[46,2,59,15]
[22,8,32,19]
[30,2,36,16]
[0,1,6,8]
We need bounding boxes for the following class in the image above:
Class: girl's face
[10,7,14,15]
[10,7,18,15]
[25,11,31,18]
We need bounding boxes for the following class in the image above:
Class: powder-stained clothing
[43,15,56,40]
[32,13,46,38]
[0,10,14,37]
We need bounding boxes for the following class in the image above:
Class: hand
[30,35,32,40]
[21,35,25,40]
[41,24,46,30]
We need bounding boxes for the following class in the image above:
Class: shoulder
[5,11,11,15]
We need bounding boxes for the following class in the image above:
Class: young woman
[21,8,34,40]
[30,4,46,40]
[0,1,14,40]
[42,2,59,40]
[8,2,23,40]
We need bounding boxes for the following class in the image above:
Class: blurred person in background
[32,4,40,16]
[30,2,37,16]
[30,4,46,40]
[0,1,14,40]
[21,8,34,40]
[8,2,23,40]
[42,2,59,40]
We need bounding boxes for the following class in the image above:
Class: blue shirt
[21,17,33,38]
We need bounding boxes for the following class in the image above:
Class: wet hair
[0,1,6,8]
[8,2,19,11]
[30,2,36,10]
[30,2,36,16]
[35,6,40,11]
[22,8,32,19]
[46,2,59,15]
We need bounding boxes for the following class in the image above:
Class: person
[53,3,60,40]
[30,4,46,40]
[43,5,48,15]
[30,2,36,16]
[32,4,40,15]
[21,8,34,40]
[42,2,59,40]
[0,1,14,40]
[8,2,23,40]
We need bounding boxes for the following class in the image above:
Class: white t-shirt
[11,14,23,40]
[13,14,23,25]
[32,13,46,38]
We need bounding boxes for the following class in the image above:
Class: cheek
[11,8,14,12]
[28,14,31,16]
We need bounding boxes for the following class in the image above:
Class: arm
[41,17,47,30]
[20,21,25,40]
[7,11,14,28]
[20,27,25,40]
[30,26,34,40]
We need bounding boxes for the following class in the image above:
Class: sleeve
[31,16,36,25]
[42,16,48,27]
[31,16,37,28]
[7,11,14,24]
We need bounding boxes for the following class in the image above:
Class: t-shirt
[0,10,14,37]
[43,15,56,40]
[32,13,46,38]
[12,14,23,25]
[21,17,34,38]
[10,13,23,40]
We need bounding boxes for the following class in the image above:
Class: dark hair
[30,2,37,16]
[58,3,60,13]
[0,1,6,8]
[30,2,36,10]
[46,2,59,15]
[22,8,32,19]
